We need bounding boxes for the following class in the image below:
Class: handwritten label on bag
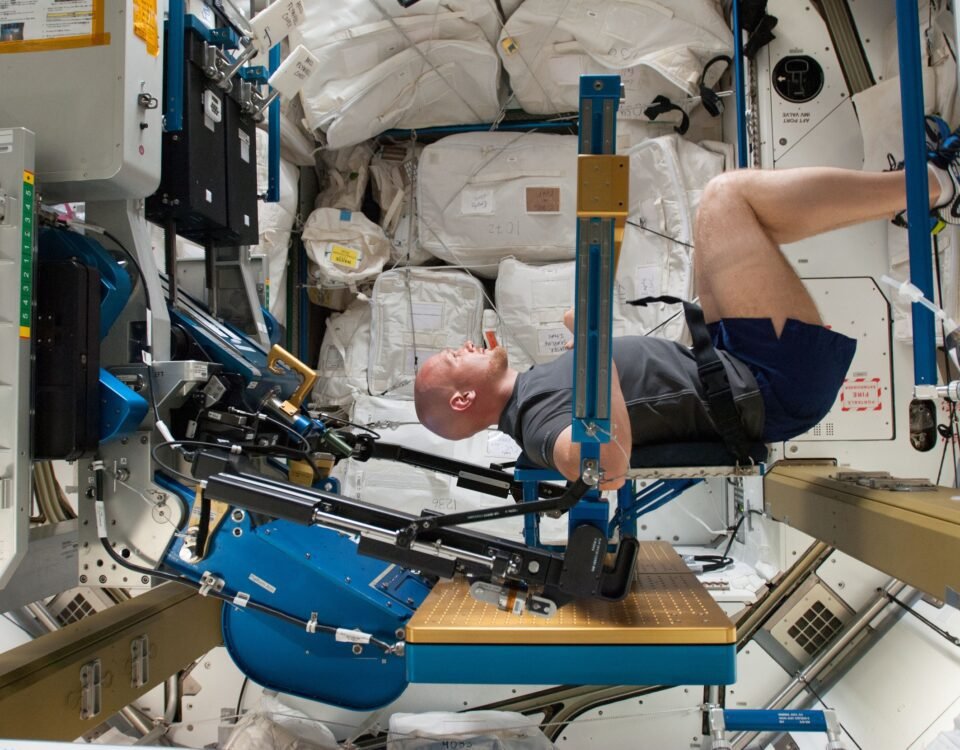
[538,326,571,355]
[461,187,495,215]
[329,244,360,269]
[526,186,561,213]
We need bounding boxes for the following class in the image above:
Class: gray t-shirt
[497,336,765,469]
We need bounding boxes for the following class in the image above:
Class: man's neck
[492,368,519,420]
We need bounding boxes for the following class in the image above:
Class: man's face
[433,341,508,389]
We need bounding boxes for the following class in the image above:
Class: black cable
[312,412,382,441]
[882,589,960,647]
[932,233,958,487]
[235,676,250,721]
[626,219,695,249]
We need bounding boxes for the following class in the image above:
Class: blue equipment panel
[160,476,433,710]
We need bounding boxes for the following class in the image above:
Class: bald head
[413,343,516,440]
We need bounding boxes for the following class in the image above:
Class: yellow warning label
[23,171,34,185]
[133,0,159,57]
[0,0,109,55]
[330,244,360,269]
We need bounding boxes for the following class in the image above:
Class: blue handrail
[732,0,748,168]
[896,0,937,386]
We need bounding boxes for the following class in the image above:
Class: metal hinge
[833,470,936,492]
[80,659,102,720]
[131,635,149,688]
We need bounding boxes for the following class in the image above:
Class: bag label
[330,244,360,268]
[538,326,570,355]
[526,186,561,213]
[461,187,495,215]
[412,302,443,331]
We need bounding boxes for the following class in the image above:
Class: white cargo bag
[311,39,504,150]
[498,0,731,117]
[297,0,507,150]
[370,142,434,266]
[418,132,579,276]
[613,134,725,341]
[312,297,372,409]
[315,142,374,212]
[367,268,485,399]
[302,208,391,288]
[494,259,575,372]
[387,711,555,750]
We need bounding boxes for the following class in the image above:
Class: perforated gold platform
[406,542,735,645]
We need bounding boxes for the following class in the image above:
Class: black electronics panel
[32,259,101,460]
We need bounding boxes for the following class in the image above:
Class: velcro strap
[627,295,752,461]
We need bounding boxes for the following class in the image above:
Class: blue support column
[164,0,186,133]
[896,0,937,386]
[731,0,748,168]
[266,44,282,204]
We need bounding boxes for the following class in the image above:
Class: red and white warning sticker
[840,377,883,412]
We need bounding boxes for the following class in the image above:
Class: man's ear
[449,390,475,412]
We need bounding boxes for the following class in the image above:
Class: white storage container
[297,0,507,149]
[367,268,485,399]
[302,208,392,288]
[498,0,731,118]
[418,132,579,276]
[312,297,372,409]
[494,258,575,372]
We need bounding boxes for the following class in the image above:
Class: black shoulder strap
[628,295,753,462]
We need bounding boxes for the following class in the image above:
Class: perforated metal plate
[407,542,735,645]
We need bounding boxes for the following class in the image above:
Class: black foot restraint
[628,295,766,467]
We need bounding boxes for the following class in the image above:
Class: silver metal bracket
[130,635,149,688]
[833,470,935,492]
[79,659,102,720]
[198,572,225,597]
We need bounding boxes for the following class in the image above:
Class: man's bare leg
[694,167,942,335]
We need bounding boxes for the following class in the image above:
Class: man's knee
[701,171,750,213]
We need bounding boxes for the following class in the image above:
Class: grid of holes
[56,593,96,626]
[787,600,843,656]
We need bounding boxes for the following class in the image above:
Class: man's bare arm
[552,361,632,490]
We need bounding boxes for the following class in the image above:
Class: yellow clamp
[267,345,319,417]
[576,154,629,267]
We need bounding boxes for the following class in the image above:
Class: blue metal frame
[164,0,186,133]
[266,45,282,203]
[571,75,621,449]
[732,0,748,168]
[896,0,937,386]
[406,643,736,685]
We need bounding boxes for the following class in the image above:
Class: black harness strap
[628,295,753,462]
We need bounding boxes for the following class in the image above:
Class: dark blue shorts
[708,318,857,442]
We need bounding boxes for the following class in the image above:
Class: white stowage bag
[612,133,726,341]
[418,132,579,276]
[315,142,374,212]
[369,142,434,266]
[367,268,485,399]
[494,259,575,373]
[302,208,391,288]
[498,0,731,118]
[223,693,339,750]
[253,129,300,320]
[297,1,505,149]
[312,297,372,410]
[387,711,555,750]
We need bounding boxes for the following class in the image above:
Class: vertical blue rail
[896,0,937,385]
[571,75,620,457]
[731,0,748,167]
[164,0,186,133]
[266,44,282,204]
